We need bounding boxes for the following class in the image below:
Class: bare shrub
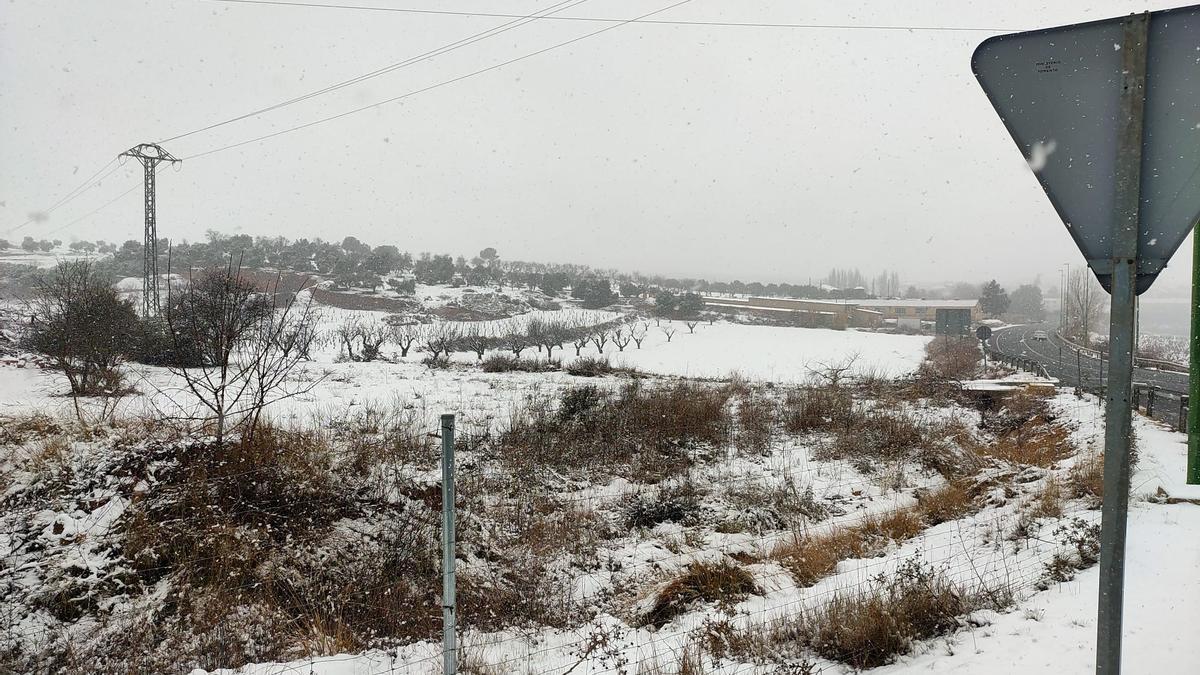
[642,559,759,628]
[1039,517,1101,587]
[722,477,831,533]
[22,260,138,397]
[122,423,352,588]
[735,394,776,454]
[816,409,926,465]
[781,386,854,434]
[565,355,639,377]
[481,354,558,373]
[495,381,730,480]
[625,481,703,528]
[918,336,980,381]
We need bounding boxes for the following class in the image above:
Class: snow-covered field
[0,309,928,426]
[2,306,1197,675]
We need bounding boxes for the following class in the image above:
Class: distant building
[702,296,881,330]
[853,299,982,323]
[701,296,979,333]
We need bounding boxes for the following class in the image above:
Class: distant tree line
[45,230,969,304]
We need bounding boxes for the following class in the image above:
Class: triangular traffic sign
[972,5,1200,294]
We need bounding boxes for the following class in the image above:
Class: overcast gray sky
[0,0,1195,297]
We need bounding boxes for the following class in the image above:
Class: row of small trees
[331,311,699,364]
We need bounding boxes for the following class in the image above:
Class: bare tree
[810,353,860,389]
[422,322,460,360]
[630,322,648,349]
[612,326,631,351]
[684,320,700,334]
[459,324,494,360]
[165,265,322,444]
[591,328,611,353]
[390,322,420,357]
[660,325,677,343]
[499,320,531,357]
[335,317,389,361]
[357,319,390,362]
[335,317,363,361]
[1065,268,1107,347]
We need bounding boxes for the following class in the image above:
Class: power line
[211,0,1017,32]
[183,0,698,160]
[160,0,594,143]
[42,180,143,238]
[3,159,119,236]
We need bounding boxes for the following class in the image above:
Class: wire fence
[0,387,1113,675]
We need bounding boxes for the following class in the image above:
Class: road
[988,322,1189,428]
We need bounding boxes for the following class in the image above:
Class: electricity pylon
[119,143,180,316]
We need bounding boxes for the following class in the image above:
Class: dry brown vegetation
[784,559,1012,669]
[918,336,981,381]
[1068,452,1105,506]
[772,481,978,587]
[493,381,732,481]
[643,560,760,628]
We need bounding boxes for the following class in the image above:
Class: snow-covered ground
[3,306,1196,675]
[202,396,1200,675]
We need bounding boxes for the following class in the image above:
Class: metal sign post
[1191,229,1200,484]
[973,6,1200,673]
[1095,14,1148,674]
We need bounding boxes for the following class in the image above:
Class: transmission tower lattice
[119,143,180,316]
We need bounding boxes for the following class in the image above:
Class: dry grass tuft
[788,559,1011,669]
[774,481,979,587]
[643,560,759,628]
[735,393,776,454]
[1030,476,1065,519]
[781,386,853,434]
[1068,452,1104,507]
[985,422,1074,468]
[914,481,975,525]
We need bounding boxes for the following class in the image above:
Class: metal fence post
[441,414,457,675]
[1146,388,1156,417]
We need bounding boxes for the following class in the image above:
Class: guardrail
[987,339,1189,432]
[983,343,1051,379]
[1054,330,1189,374]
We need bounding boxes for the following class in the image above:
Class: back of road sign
[972,5,1200,294]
